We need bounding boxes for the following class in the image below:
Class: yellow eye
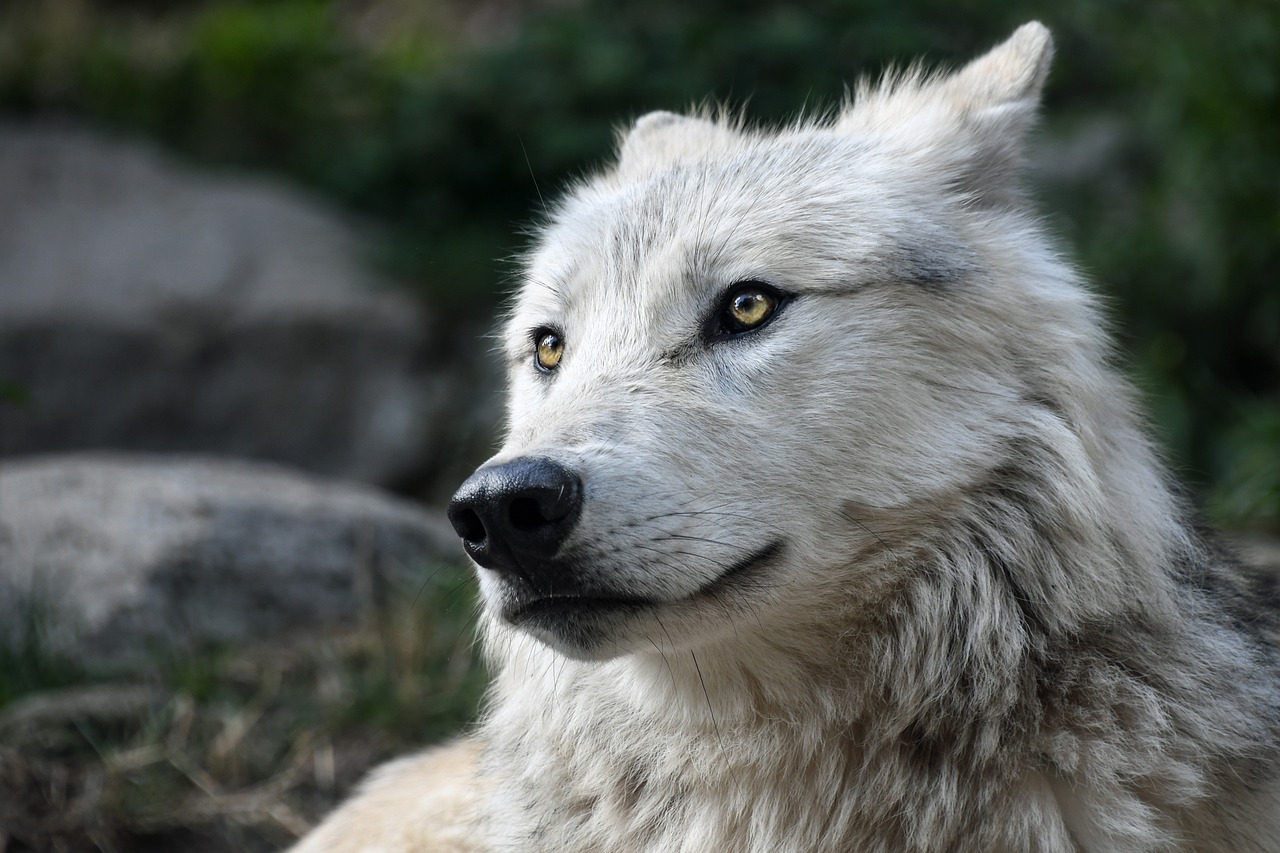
[535,331,565,372]
[722,283,781,333]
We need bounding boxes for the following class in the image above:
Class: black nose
[447,457,583,579]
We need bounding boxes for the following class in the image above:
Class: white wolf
[294,22,1280,852]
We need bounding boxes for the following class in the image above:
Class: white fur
[293,22,1280,852]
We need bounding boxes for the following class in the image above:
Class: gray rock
[0,122,493,487]
[0,454,464,664]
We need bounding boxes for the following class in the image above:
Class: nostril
[448,457,583,572]
[453,508,487,544]
[508,496,546,531]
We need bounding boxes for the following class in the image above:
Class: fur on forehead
[512,22,1052,330]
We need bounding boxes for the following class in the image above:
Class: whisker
[647,628,679,692]
[440,575,476,614]
[840,506,903,567]
[412,561,455,608]
[690,649,721,742]
[449,606,483,661]
[653,533,747,549]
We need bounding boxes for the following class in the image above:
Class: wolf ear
[942,21,1053,121]
[843,22,1054,207]
[614,111,737,180]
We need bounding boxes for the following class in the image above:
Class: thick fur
[293,23,1280,852]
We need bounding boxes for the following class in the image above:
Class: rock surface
[0,122,493,487]
[0,454,463,663]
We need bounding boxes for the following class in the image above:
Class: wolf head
[449,23,1147,660]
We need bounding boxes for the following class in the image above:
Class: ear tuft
[629,110,687,137]
[947,21,1053,111]
[838,23,1055,207]
[614,110,737,181]
[941,22,1053,205]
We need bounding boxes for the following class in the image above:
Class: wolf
[293,22,1280,852]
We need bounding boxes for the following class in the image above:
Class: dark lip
[501,539,784,627]
[506,595,653,626]
[694,538,784,597]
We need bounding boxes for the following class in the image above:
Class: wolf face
[449,24,1085,659]
[298,24,1280,853]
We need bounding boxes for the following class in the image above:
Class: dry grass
[0,564,486,853]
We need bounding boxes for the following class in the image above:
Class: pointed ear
[942,21,1053,204]
[943,21,1053,120]
[843,22,1054,207]
[614,111,738,181]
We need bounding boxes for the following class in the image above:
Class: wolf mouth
[506,595,653,626]
[502,538,785,628]
[695,538,785,596]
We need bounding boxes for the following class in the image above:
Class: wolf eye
[716,281,784,335]
[534,330,565,372]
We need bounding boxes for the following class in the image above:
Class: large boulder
[0,454,464,664]
[0,122,495,488]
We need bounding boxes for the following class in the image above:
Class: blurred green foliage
[0,603,85,707]
[1,0,1276,528]
[0,378,31,407]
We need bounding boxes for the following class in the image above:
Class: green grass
[0,602,87,708]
